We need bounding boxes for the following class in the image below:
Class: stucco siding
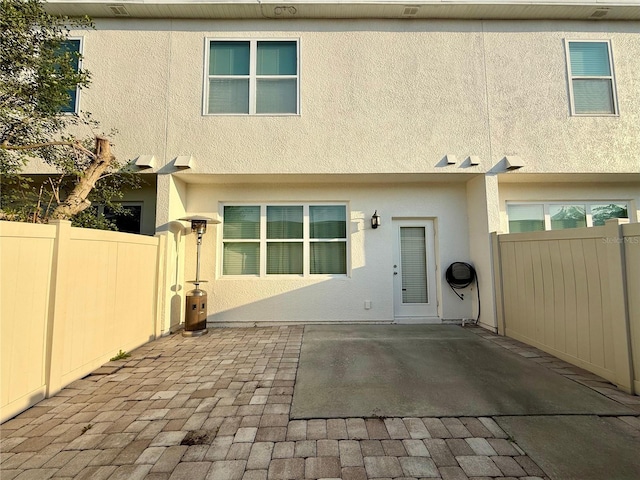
[181,181,474,323]
[59,18,640,176]
[484,21,640,174]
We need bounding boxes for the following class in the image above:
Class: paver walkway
[1,325,639,480]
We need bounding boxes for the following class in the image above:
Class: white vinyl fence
[1,220,166,422]
[492,219,638,395]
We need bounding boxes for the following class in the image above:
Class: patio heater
[179,215,220,337]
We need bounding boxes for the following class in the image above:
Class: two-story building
[39,0,640,333]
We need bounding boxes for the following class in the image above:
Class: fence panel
[1,221,162,422]
[492,220,635,394]
[57,227,160,387]
[623,223,640,393]
[0,223,56,422]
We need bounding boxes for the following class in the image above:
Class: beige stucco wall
[61,19,640,179]
[484,21,640,174]
[466,175,501,330]
[177,180,476,324]
[15,17,639,328]
[125,176,158,235]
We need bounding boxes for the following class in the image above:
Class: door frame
[392,219,440,324]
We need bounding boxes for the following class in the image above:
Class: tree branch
[1,140,96,158]
[51,137,115,220]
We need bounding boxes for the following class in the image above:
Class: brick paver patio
[2,325,639,479]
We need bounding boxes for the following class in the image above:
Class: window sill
[203,113,301,117]
[570,113,619,118]
[220,274,349,279]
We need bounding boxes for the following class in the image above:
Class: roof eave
[43,1,640,21]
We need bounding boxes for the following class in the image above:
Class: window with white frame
[566,40,618,115]
[222,204,347,276]
[507,202,629,233]
[58,38,82,113]
[206,40,299,115]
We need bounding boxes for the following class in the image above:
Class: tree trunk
[51,136,114,220]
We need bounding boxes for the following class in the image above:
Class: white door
[393,220,439,323]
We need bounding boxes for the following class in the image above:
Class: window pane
[570,42,611,76]
[310,206,346,239]
[223,242,259,275]
[507,204,545,233]
[267,242,303,274]
[310,242,346,274]
[572,79,614,114]
[400,227,428,303]
[550,205,586,230]
[223,206,260,239]
[256,79,297,114]
[58,39,81,70]
[591,204,628,226]
[267,206,303,239]
[60,89,78,114]
[209,41,249,75]
[57,39,80,113]
[257,41,297,75]
[208,79,249,114]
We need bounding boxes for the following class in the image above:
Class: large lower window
[206,40,299,115]
[222,204,347,276]
[566,40,617,115]
[507,202,628,233]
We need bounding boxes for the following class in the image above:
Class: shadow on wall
[158,220,190,331]
[202,268,474,325]
[206,275,393,325]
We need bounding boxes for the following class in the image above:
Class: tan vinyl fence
[492,219,639,395]
[1,220,166,422]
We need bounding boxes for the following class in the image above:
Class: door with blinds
[393,220,439,322]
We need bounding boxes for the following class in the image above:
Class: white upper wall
[56,18,640,176]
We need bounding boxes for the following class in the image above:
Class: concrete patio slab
[496,415,640,480]
[2,325,639,480]
[291,324,634,418]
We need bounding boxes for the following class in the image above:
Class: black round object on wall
[446,262,476,288]
[445,262,480,323]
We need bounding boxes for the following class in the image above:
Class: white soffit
[497,172,640,184]
[170,172,481,184]
[43,1,640,21]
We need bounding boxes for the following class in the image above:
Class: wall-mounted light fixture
[178,215,221,337]
[371,211,381,229]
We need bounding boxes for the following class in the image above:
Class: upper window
[206,40,299,115]
[566,41,618,116]
[222,204,347,276]
[58,39,82,113]
[507,202,628,233]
